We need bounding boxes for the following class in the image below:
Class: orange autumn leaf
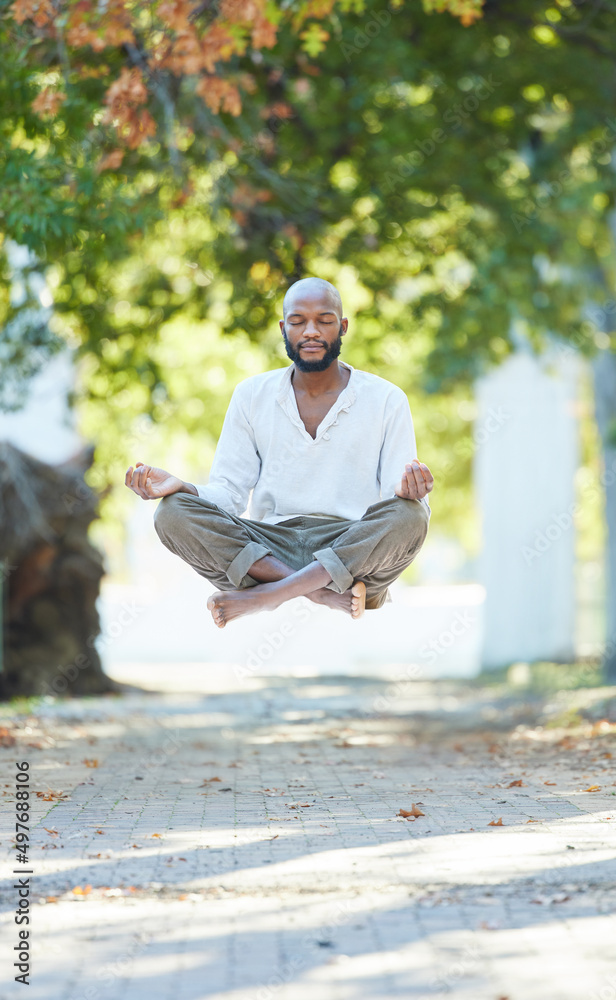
[11,0,55,27]
[83,758,99,767]
[196,76,242,116]
[102,67,157,148]
[200,776,222,784]
[259,101,294,121]
[97,149,124,172]
[398,804,425,819]
[32,88,67,117]
[488,817,504,826]
[220,0,262,21]
[251,15,278,48]
[105,66,148,107]
[36,790,70,801]
[200,25,237,73]
[72,884,92,895]
[507,780,524,787]
[584,785,601,792]
[158,0,193,31]
[544,781,556,786]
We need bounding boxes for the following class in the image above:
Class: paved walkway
[1,669,616,1000]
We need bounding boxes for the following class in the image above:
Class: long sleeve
[194,383,261,516]
[377,389,431,515]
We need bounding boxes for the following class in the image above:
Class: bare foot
[207,583,284,628]
[309,581,366,619]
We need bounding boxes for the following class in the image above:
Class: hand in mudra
[395,460,434,501]
[125,462,184,500]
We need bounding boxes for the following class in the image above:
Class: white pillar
[474,343,580,668]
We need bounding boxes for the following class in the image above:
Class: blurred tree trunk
[591,350,616,682]
[0,442,118,699]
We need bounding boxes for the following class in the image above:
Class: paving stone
[1,675,615,999]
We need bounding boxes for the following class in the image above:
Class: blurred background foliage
[0,0,614,579]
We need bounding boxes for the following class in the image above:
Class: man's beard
[282,324,343,373]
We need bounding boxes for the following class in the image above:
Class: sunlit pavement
[1,673,616,1000]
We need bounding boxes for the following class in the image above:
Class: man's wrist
[179,481,198,496]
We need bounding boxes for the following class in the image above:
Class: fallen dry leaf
[43,828,59,837]
[36,790,71,801]
[151,833,162,838]
[72,885,92,895]
[488,818,504,826]
[83,759,99,768]
[544,781,556,786]
[0,727,16,747]
[507,780,525,787]
[583,785,601,792]
[526,819,540,823]
[398,804,425,819]
[200,777,222,785]
[95,829,105,835]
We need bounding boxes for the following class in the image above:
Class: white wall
[474,345,581,668]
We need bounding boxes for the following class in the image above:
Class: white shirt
[195,360,431,525]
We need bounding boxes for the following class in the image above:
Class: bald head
[282,277,343,320]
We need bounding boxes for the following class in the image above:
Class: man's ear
[340,317,349,336]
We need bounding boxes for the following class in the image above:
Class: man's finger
[131,465,148,492]
[405,463,422,498]
[418,462,434,490]
[412,462,428,496]
[138,465,150,491]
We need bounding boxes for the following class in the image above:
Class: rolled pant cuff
[226,541,272,588]
[312,546,354,594]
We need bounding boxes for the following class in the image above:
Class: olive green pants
[153,493,429,610]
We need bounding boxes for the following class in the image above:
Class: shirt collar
[276,360,356,404]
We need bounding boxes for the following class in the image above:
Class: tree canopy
[1,0,614,561]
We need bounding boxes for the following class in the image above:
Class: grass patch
[467,659,604,694]
[0,695,48,717]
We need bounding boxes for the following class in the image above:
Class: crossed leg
[205,560,366,628]
[153,493,428,628]
[153,495,367,627]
